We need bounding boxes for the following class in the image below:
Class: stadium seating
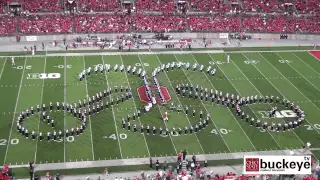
[78,0,120,12]
[132,15,187,32]
[242,15,265,32]
[18,15,72,34]
[0,0,320,35]
[242,15,320,33]
[295,0,320,14]
[0,16,15,35]
[135,0,175,13]
[75,14,131,33]
[187,15,241,32]
[190,0,223,11]
[22,0,63,12]
[242,0,281,12]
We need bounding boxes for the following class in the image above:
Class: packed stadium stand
[0,0,319,35]
[132,15,187,32]
[187,15,241,32]
[74,14,131,33]
[18,14,73,34]
[78,0,120,12]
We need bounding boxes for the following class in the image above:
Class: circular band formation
[174,84,305,131]
[119,108,211,136]
[16,84,132,141]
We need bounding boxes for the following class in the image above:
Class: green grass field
[1,50,320,166]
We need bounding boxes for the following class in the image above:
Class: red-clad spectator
[181,170,185,176]
[196,168,200,174]
[167,171,171,177]
[236,175,247,180]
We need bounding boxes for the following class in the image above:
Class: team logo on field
[244,155,312,175]
[258,110,297,119]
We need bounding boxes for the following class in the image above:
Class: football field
[1,50,320,166]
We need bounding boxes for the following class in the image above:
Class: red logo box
[245,158,259,172]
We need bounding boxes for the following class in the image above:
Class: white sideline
[2,148,314,171]
[0,49,313,58]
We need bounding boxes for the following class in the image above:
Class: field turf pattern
[0,50,320,165]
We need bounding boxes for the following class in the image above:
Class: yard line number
[244,60,259,64]
[209,61,223,65]
[107,133,127,140]
[279,60,292,64]
[55,136,75,143]
[56,65,72,68]
[304,124,320,131]
[258,124,320,132]
[211,128,231,135]
[27,73,61,80]
[0,138,19,145]
[15,65,32,70]
[135,63,149,67]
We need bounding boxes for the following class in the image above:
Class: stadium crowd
[0,0,319,35]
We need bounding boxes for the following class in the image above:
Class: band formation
[16,59,306,141]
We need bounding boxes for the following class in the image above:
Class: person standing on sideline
[156,160,160,171]
[182,149,187,160]
[149,157,152,168]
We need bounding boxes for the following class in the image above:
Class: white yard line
[190,54,257,151]
[154,55,205,154]
[241,52,304,145]
[63,56,67,162]
[82,56,95,161]
[119,55,151,157]
[275,53,320,93]
[293,53,320,77]
[217,53,282,149]
[172,54,232,153]
[34,56,47,162]
[260,52,320,135]
[4,57,27,164]
[101,55,123,159]
[0,58,7,78]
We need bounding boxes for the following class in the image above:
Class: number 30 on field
[15,65,32,70]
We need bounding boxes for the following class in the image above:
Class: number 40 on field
[104,134,127,140]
